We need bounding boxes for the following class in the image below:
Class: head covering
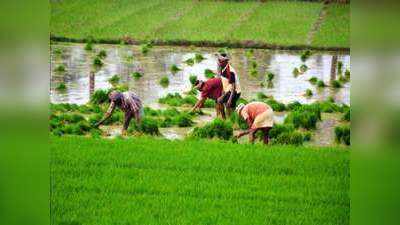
[235,103,245,115]
[217,53,229,64]
[109,90,122,102]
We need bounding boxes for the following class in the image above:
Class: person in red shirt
[190,77,225,118]
[234,102,274,144]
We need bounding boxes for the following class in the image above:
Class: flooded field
[50,43,350,106]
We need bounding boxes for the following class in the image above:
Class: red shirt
[201,78,223,100]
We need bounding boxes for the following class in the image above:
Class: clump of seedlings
[131,117,160,135]
[53,48,63,55]
[250,68,258,77]
[284,104,321,130]
[84,42,93,51]
[265,99,286,112]
[335,125,350,145]
[55,65,66,72]
[301,50,312,62]
[170,64,181,74]
[131,72,143,79]
[305,89,313,97]
[108,74,120,86]
[271,131,304,146]
[55,82,67,91]
[184,58,195,66]
[330,80,343,88]
[141,43,152,54]
[160,76,169,87]
[194,53,205,63]
[97,50,107,59]
[337,61,343,75]
[309,76,318,84]
[90,89,109,104]
[189,74,197,86]
[293,68,300,76]
[93,56,103,67]
[256,92,269,100]
[342,108,350,121]
[299,64,308,73]
[345,69,350,80]
[191,118,233,140]
[286,101,302,111]
[267,72,274,82]
[245,49,254,58]
[317,80,326,88]
[204,69,215,78]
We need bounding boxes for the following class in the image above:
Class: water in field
[50,43,350,144]
[50,43,350,106]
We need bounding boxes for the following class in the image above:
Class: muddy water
[50,43,350,106]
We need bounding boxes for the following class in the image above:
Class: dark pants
[221,91,241,108]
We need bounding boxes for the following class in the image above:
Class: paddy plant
[90,89,109,104]
[337,61,343,75]
[305,88,313,97]
[84,42,93,51]
[250,68,258,77]
[330,79,343,88]
[184,58,195,66]
[131,117,160,135]
[342,108,350,121]
[160,76,170,87]
[131,72,143,79]
[267,72,274,82]
[97,50,107,59]
[271,131,304,146]
[55,65,65,72]
[345,69,350,79]
[204,69,215,78]
[300,64,308,73]
[191,118,233,141]
[335,124,350,145]
[93,56,103,67]
[301,50,312,62]
[293,68,300,76]
[108,74,120,86]
[140,43,152,54]
[317,80,326,88]
[189,74,197,86]
[194,53,205,63]
[170,64,181,74]
[55,82,67,91]
[309,76,318,84]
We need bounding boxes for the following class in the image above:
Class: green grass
[312,4,350,48]
[51,136,349,225]
[50,0,349,48]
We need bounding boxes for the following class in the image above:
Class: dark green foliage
[272,131,303,146]
[182,95,197,105]
[285,104,321,130]
[300,64,308,73]
[345,69,350,79]
[170,64,181,74]
[158,93,183,106]
[337,61,343,74]
[301,50,312,62]
[189,74,197,86]
[204,99,216,108]
[335,125,350,145]
[303,131,312,142]
[286,101,302,111]
[93,56,103,67]
[84,42,93,51]
[50,103,80,112]
[88,114,102,126]
[141,44,150,54]
[204,69,215,78]
[90,89,109,104]
[191,118,233,140]
[55,65,66,72]
[251,61,257,69]
[184,58,194,66]
[256,92,269,100]
[293,68,300,76]
[318,100,341,113]
[230,112,248,130]
[131,72,143,79]
[317,80,326,88]
[265,99,286,112]
[174,114,194,127]
[309,76,318,84]
[194,53,205,63]
[250,68,258,77]
[53,48,63,55]
[342,109,350,121]
[269,124,295,139]
[108,74,120,85]
[305,89,313,97]
[55,82,67,91]
[330,80,342,88]
[160,76,169,87]
[133,117,160,135]
[97,50,107,58]
[267,72,274,82]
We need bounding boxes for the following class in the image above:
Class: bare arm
[95,102,115,126]
[190,97,206,112]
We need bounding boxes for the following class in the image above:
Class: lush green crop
[51,135,349,225]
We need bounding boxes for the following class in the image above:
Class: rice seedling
[174,114,194,127]
[271,131,304,146]
[309,76,318,84]
[53,48,63,55]
[335,124,350,145]
[305,88,313,97]
[204,99,216,108]
[301,50,312,62]
[265,99,286,112]
[284,105,321,130]
[90,89,109,104]
[342,108,350,121]
[160,76,170,87]
[330,80,343,88]
[131,117,160,135]
[337,61,343,75]
[189,74,197,86]
[170,64,181,74]
[300,64,308,73]
[267,81,274,88]
[269,124,295,139]
[108,74,120,86]
[55,82,67,91]
[250,68,258,77]
[286,101,302,111]
[84,42,93,51]
[293,68,300,76]
[345,69,350,79]
[93,56,103,67]
[131,72,143,79]
[141,44,150,54]
[302,131,312,141]
[97,49,107,58]
[191,118,233,140]
[194,53,205,63]
[267,72,274,82]
[55,65,66,72]
[245,49,254,58]
[317,80,326,88]
[250,61,257,69]
[184,58,195,66]
[204,69,215,78]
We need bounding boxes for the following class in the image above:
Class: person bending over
[94,91,143,135]
[234,102,274,144]
[190,77,225,119]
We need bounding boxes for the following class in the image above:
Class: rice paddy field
[50,0,350,48]
[51,136,349,225]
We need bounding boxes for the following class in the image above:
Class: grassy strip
[312,3,350,48]
[51,135,349,225]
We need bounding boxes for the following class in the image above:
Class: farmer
[94,90,143,135]
[216,53,241,117]
[190,77,225,118]
[234,102,274,144]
